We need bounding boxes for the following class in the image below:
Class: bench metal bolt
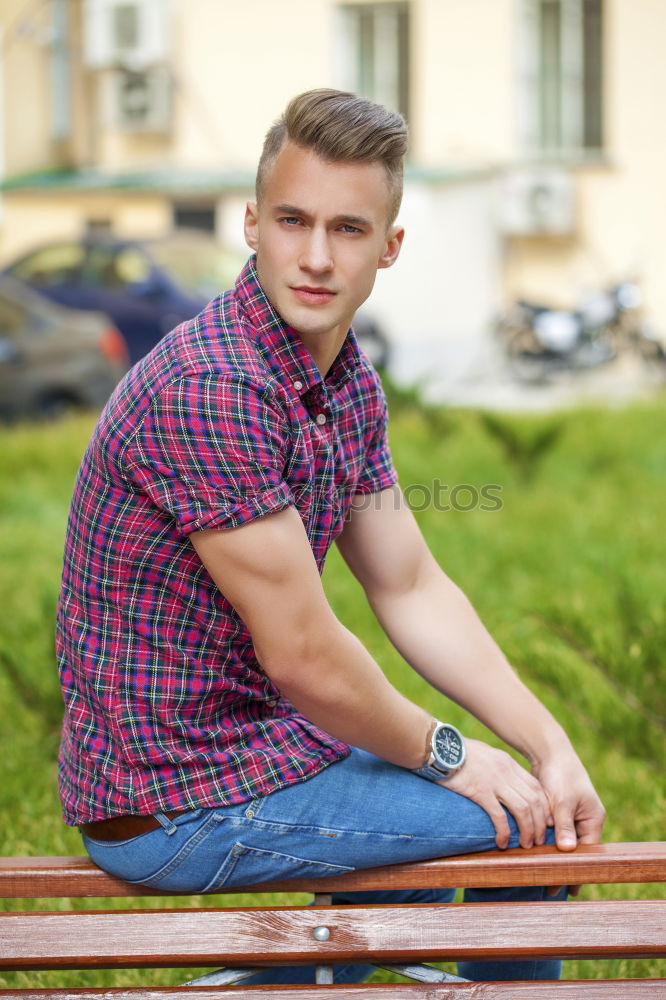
[313,925,331,941]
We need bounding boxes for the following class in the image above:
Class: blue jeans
[83,748,565,983]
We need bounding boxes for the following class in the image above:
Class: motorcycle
[495,280,666,383]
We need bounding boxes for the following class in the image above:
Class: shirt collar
[233,255,362,396]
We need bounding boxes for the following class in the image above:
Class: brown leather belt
[79,809,189,842]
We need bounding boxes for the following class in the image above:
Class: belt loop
[155,811,178,835]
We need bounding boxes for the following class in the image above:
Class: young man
[57,90,604,984]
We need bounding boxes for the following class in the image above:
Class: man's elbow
[256,618,342,693]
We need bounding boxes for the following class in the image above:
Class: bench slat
[2,900,665,971]
[1,843,665,898]
[1,984,665,999]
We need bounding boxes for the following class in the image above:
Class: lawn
[0,395,664,986]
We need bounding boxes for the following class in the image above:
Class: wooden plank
[2,843,665,899]
[0,984,665,999]
[2,900,665,971]
[233,841,666,895]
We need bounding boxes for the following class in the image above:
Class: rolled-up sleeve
[126,374,293,535]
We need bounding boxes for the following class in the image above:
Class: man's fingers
[551,801,578,851]
[575,810,606,845]
[482,799,512,850]
[554,823,577,851]
[501,775,550,849]
[499,796,533,848]
[524,777,551,846]
[567,809,605,894]
[550,791,606,852]
[496,783,549,849]
[531,799,549,846]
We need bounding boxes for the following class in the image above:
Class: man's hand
[533,751,606,897]
[532,751,606,896]
[440,738,555,850]
[533,752,606,851]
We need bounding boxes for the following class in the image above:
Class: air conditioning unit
[498,168,576,236]
[114,65,172,133]
[84,0,170,70]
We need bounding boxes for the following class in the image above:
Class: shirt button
[293,380,304,391]
[315,412,327,425]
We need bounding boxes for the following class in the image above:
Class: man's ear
[244,202,259,251]
[378,225,405,270]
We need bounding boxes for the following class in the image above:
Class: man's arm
[336,485,606,853]
[190,505,434,769]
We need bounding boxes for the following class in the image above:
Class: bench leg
[183,964,339,987]
[376,963,470,984]
[182,968,258,987]
[313,893,335,984]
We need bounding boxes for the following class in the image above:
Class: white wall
[366,176,502,386]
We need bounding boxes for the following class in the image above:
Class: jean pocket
[201,842,355,893]
[84,810,220,890]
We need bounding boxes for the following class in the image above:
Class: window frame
[518,0,604,161]
[334,1,410,121]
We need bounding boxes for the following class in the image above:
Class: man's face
[244,141,404,350]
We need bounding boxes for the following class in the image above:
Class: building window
[335,2,410,119]
[520,0,603,157]
[112,3,141,51]
[173,204,216,233]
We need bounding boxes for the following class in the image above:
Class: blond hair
[256,89,408,225]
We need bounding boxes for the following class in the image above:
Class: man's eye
[280,216,302,226]
[340,224,362,235]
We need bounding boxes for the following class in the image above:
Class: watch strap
[413,760,456,781]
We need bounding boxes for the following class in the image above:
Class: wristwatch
[413,720,466,781]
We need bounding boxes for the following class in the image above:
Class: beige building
[1,0,664,383]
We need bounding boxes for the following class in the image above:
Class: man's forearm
[258,618,434,769]
[367,554,573,766]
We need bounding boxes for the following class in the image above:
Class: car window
[86,246,152,289]
[10,244,86,287]
[115,248,152,285]
[147,239,242,298]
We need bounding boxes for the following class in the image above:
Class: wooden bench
[1,842,665,997]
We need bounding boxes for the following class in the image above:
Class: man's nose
[299,228,333,274]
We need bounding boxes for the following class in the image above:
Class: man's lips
[291,286,337,305]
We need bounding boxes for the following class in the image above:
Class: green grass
[0,399,664,987]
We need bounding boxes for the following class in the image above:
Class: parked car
[0,276,129,420]
[3,232,391,368]
[2,232,242,365]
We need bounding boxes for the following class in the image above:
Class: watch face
[434,725,464,768]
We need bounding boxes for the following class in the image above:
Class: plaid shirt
[56,256,397,824]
